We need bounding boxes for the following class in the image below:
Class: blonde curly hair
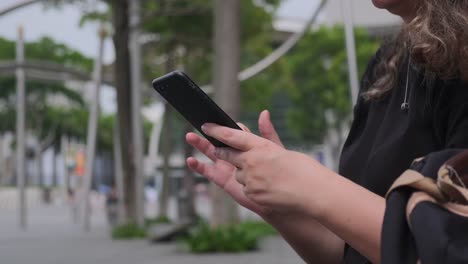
[364,0,468,100]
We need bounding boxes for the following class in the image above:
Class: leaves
[0,37,93,148]
[282,25,380,144]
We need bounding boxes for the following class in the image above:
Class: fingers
[214,147,245,169]
[201,123,263,151]
[186,132,246,168]
[237,122,251,133]
[235,169,246,186]
[186,132,217,161]
[187,157,266,216]
[186,157,227,187]
[222,175,264,214]
[259,110,284,148]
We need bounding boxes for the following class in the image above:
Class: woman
[186,0,468,263]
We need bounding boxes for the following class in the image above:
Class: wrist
[293,153,338,220]
[260,209,303,227]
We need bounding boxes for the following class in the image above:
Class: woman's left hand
[202,123,328,215]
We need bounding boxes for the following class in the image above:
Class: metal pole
[0,0,42,17]
[82,26,106,231]
[341,0,360,105]
[238,0,327,81]
[129,0,145,227]
[16,25,26,230]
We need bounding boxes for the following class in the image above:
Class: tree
[0,36,117,186]
[142,0,285,225]
[0,36,92,185]
[210,0,241,226]
[284,26,380,146]
[74,0,288,226]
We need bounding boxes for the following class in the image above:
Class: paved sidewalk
[0,206,304,264]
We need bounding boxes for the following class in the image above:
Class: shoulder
[430,78,468,148]
[430,78,468,112]
[360,47,384,90]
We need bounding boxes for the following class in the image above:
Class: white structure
[323,0,401,27]
[275,0,401,34]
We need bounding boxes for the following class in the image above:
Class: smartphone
[152,70,241,148]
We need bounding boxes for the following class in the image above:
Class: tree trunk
[0,135,5,185]
[211,0,241,227]
[182,123,196,221]
[61,136,70,192]
[36,145,44,187]
[52,146,57,187]
[112,0,137,223]
[113,120,126,225]
[178,53,196,222]
[159,105,172,218]
[159,47,176,219]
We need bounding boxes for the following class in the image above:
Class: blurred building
[275,0,402,37]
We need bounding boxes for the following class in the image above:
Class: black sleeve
[352,49,383,117]
[433,80,468,148]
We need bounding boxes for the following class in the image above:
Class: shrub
[238,220,277,237]
[184,220,277,253]
[111,223,146,239]
[145,216,172,227]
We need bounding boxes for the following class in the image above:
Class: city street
[0,201,303,264]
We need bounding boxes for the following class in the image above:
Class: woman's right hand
[185,110,283,216]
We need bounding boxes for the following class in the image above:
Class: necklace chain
[401,57,411,111]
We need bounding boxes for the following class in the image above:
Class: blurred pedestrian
[106,185,118,227]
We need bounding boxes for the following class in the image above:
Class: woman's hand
[186,110,284,216]
[202,124,326,215]
[187,110,329,216]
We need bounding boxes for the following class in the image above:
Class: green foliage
[0,78,84,108]
[283,26,380,144]
[144,216,172,227]
[27,37,93,72]
[78,0,286,114]
[0,37,93,72]
[238,220,278,237]
[96,114,115,151]
[185,222,257,253]
[0,37,15,60]
[0,77,86,144]
[139,0,285,111]
[79,10,110,27]
[0,37,92,144]
[184,220,277,253]
[0,36,127,151]
[111,222,147,239]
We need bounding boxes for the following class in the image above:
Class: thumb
[258,110,284,148]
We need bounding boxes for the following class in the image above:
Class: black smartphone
[152,70,241,148]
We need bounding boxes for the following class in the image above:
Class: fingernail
[201,124,207,133]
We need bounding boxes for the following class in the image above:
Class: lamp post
[16,25,26,230]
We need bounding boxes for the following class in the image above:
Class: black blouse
[339,50,468,263]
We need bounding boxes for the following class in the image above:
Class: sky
[0,0,315,64]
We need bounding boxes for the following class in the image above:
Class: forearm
[304,167,385,264]
[262,212,344,264]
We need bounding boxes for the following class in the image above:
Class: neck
[401,12,416,23]
[399,3,418,23]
